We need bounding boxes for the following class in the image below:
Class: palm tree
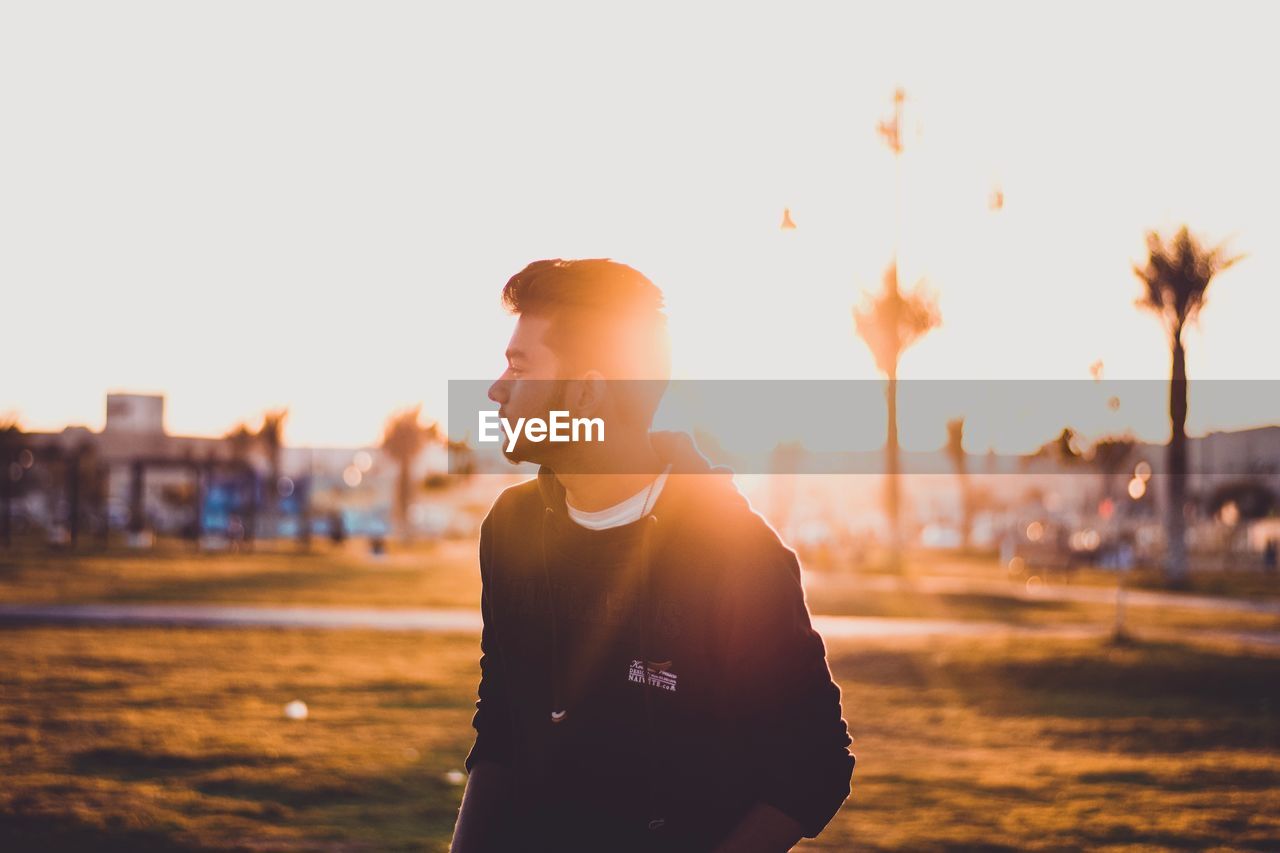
[1133,226,1242,586]
[854,261,941,568]
[222,422,260,543]
[944,418,971,550]
[381,406,440,541]
[1090,435,1136,507]
[225,423,255,463]
[447,437,476,479]
[257,409,288,537]
[1,416,25,548]
[1030,427,1087,474]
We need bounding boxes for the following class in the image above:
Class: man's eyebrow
[504,348,526,362]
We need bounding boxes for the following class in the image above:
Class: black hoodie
[464,431,855,851]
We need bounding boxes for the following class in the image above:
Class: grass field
[2,543,1279,850]
[1,625,1277,851]
[0,625,476,851]
[0,541,481,610]
[4,542,1277,636]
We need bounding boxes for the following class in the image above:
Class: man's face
[487,315,567,464]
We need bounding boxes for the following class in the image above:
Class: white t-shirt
[565,465,673,530]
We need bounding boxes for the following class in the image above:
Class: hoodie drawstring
[541,505,565,724]
[539,497,668,836]
[638,512,665,833]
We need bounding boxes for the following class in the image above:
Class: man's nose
[487,378,507,405]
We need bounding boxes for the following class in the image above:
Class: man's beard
[501,379,568,465]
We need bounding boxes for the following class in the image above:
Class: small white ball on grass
[284,700,309,721]
[445,770,466,786]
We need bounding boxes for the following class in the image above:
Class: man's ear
[562,370,608,417]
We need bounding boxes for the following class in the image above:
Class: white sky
[3,1,1278,451]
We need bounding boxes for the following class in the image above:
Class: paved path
[0,603,486,632]
[0,602,1076,638]
[831,574,1280,615]
[1,602,1276,648]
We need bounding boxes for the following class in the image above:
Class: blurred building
[1189,425,1280,493]
[7,393,1277,550]
[10,393,474,541]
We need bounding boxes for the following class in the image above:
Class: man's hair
[502,258,671,377]
[502,258,671,424]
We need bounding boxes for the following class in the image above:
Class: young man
[450,259,854,852]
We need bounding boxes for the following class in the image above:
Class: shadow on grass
[871,772,1057,806]
[959,640,1280,718]
[193,760,465,850]
[72,747,278,780]
[808,588,1088,624]
[834,640,1280,713]
[0,813,212,852]
[1074,824,1237,851]
[357,679,461,710]
[99,566,388,604]
[830,639,1280,753]
[32,750,464,850]
[1077,766,1280,790]
[906,843,1022,853]
[935,592,1085,620]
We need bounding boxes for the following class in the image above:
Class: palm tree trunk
[885,372,902,569]
[67,449,81,549]
[298,474,312,551]
[129,460,145,535]
[1165,331,1189,586]
[397,460,413,543]
[268,449,281,539]
[1,461,11,548]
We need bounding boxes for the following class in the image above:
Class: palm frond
[1133,226,1243,334]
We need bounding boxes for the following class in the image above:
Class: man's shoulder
[484,478,544,526]
[477,479,544,582]
[670,484,801,583]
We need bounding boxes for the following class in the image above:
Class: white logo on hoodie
[628,659,677,692]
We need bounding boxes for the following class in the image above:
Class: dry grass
[2,543,1278,849]
[0,625,479,851]
[818,634,1280,851]
[801,573,1280,635]
[1,624,1278,851]
[0,541,480,610]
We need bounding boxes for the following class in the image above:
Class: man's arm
[450,760,514,853]
[712,802,805,853]
[715,527,856,845]
[451,515,516,852]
